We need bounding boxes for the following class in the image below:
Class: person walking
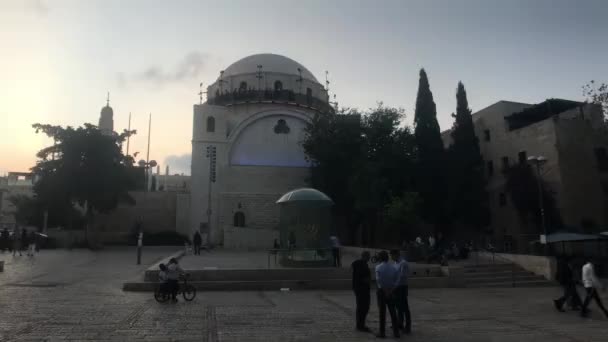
[553,257,581,312]
[27,230,37,256]
[580,259,608,318]
[13,228,22,256]
[21,229,29,255]
[0,228,9,252]
[375,251,400,339]
[330,235,341,267]
[193,231,202,256]
[351,251,372,333]
[390,249,411,334]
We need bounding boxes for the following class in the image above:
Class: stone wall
[94,191,178,240]
[223,226,279,250]
[472,251,557,280]
[219,192,282,230]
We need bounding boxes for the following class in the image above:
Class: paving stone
[1,249,607,341]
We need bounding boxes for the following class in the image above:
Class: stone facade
[190,54,330,248]
[442,100,608,252]
[0,172,35,228]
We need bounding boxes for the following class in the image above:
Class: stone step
[463,263,513,268]
[124,276,451,292]
[466,280,554,288]
[463,265,520,272]
[145,267,444,282]
[464,275,546,284]
[462,271,534,278]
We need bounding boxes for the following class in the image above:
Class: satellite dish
[138,160,146,167]
[149,160,157,167]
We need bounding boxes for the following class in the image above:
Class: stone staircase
[123,265,448,291]
[462,263,554,288]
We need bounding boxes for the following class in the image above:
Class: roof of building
[276,188,333,205]
[221,53,318,82]
[504,98,583,131]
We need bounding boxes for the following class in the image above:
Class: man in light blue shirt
[391,249,411,334]
[374,251,400,338]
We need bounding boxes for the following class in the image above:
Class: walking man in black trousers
[553,256,581,312]
[390,249,411,334]
[375,251,400,339]
[351,251,371,332]
[193,231,202,255]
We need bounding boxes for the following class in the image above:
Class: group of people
[553,257,608,318]
[0,227,38,256]
[158,257,185,302]
[352,250,411,339]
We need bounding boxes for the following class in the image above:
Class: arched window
[306,87,312,105]
[233,211,245,227]
[206,116,215,133]
[239,81,247,92]
[274,80,283,92]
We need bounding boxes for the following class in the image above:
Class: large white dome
[221,53,318,82]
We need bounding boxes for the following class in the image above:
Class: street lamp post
[527,156,548,245]
[205,146,217,245]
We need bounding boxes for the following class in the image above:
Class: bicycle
[154,273,197,302]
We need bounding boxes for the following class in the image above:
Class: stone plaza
[1,248,607,342]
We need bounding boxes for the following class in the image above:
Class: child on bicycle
[158,263,169,295]
[167,258,184,302]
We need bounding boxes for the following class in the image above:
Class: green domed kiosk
[276,188,334,267]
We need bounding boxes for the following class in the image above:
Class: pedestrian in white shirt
[580,259,608,318]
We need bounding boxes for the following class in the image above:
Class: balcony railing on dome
[207,89,334,114]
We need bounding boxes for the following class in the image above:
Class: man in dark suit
[553,256,581,312]
[351,251,372,332]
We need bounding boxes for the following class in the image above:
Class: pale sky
[1,0,607,175]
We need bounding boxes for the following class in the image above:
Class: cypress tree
[449,82,489,230]
[414,69,447,227]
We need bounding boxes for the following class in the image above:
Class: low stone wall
[223,226,279,250]
[47,229,86,248]
[472,251,557,280]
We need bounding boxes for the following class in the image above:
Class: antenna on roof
[198,82,205,104]
[296,67,303,94]
[106,91,110,106]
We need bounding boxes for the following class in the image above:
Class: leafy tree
[448,82,489,231]
[31,123,137,246]
[383,192,421,242]
[7,194,39,228]
[505,163,562,233]
[414,69,447,228]
[303,105,417,246]
[582,80,608,120]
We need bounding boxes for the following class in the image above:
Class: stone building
[442,99,608,252]
[98,93,114,136]
[189,53,332,248]
[0,172,36,228]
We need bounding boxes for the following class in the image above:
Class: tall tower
[99,92,114,135]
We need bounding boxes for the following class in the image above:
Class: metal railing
[267,247,334,268]
[208,89,334,114]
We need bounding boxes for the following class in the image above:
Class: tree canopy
[414,69,448,227]
[448,82,489,231]
[303,105,418,245]
[31,123,138,233]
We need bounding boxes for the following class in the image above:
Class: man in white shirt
[375,251,400,338]
[580,259,608,317]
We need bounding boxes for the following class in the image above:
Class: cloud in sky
[118,51,208,88]
[164,153,191,175]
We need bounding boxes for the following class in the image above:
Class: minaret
[99,92,114,135]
